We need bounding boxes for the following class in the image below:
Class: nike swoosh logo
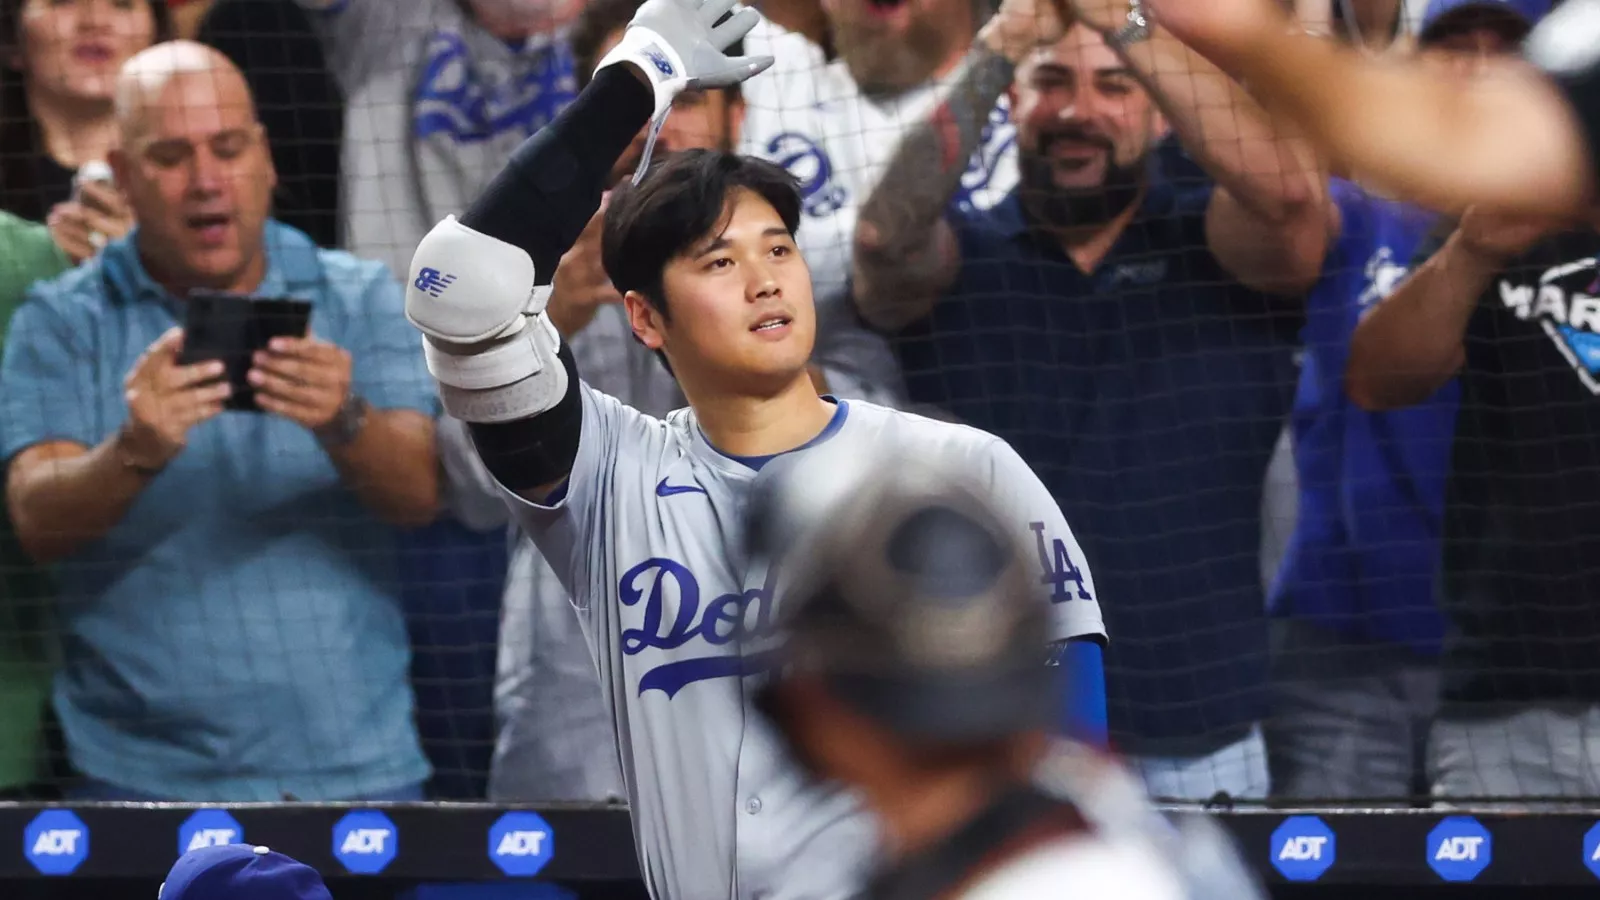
[655,478,708,498]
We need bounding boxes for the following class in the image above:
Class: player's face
[630,188,815,395]
[1011,26,1160,228]
[598,28,748,186]
[823,0,974,95]
[1418,25,1521,80]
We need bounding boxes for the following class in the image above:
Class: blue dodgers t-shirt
[0,222,434,800]
[894,171,1301,747]
[1272,180,1452,655]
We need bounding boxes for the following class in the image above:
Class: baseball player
[749,451,1263,900]
[1145,0,1600,217]
[402,0,1107,896]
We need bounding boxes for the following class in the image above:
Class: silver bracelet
[1110,0,1152,47]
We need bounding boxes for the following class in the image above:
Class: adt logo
[24,809,89,875]
[488,811,555,877]
[644,46,675,77]
[178,809,244,857]
[1271,816,1336,882]
[1428,816,1492,882]
[1582,821,1600,879]
[413,268,457,297]
[332,810,398,875]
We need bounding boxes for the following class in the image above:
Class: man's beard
[1018,138,1146,232]
[832,15,952,96]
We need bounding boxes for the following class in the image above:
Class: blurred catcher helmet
[749,445,1058,746]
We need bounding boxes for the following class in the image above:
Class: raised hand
[982,0,1074,61]
[597,0,775,121]
[47,180,135,263]
[119,327,231,471]
[1456,206,1561,264]
[550,192,625,337]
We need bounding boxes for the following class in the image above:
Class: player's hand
[597,0,775,121]
[1455,206,1558,264]
[46,182,134,263]
[248,335,353,430]
[981,0,1073,62]
[549,192,624,337]
[119,327,231,470]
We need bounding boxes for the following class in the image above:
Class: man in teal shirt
[0,42,439,800]
[0,210,69,796]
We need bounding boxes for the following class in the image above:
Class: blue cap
[159,845,333,900]
[1418,0,1553,42]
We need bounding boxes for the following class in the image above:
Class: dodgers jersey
[739,19,1019,407]
[504,387,1103,900]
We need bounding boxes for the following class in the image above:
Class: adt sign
[24,809,89,875]
[1271,815,1336,882]
[333,810,398,875]
[1428,816,1492,882]
[488,811,555,877]
[178,809,244,857]
[1582,821,1600,879]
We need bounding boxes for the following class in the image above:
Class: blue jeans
[66,779,427,802]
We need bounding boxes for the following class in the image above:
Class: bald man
[0,41,440,801]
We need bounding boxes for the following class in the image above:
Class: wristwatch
[314,394,370,448]
[1110,0,1152,47]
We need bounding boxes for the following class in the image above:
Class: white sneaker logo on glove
[644,45,677,77]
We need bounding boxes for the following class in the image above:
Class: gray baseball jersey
[503,387,1105,900]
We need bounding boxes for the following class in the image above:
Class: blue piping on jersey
[1058,639,1108,748]
[708,397,851,471]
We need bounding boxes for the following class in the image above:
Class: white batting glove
[596,0,774,123]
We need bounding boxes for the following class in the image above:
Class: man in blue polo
[852,9,1331,798]
[0,42,437,801]
[1267,0,1550,801]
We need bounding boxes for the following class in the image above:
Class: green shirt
[0,211,69,790]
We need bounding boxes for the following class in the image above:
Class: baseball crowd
[0,0,1595,828]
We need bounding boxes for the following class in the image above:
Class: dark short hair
[570,0,743,91]
[601,149,802,317]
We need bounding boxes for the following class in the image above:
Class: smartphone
[178,291,313,412]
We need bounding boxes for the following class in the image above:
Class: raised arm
[1149,0,1595,217]
[1073,0,1332,295]
[851,0,1068,333]
[403,0,771,501]
[1346,209,1555,410]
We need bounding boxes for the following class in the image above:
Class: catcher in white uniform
[403,0,1106,896]
[751,450,1266,900]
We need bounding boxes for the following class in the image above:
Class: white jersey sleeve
[501,384,671,611]
[975,437,1104,643]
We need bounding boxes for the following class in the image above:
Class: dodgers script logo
[1498,256,1600,394]
[766,132,848,218]
[953,100,1016,214]
[619,560,782,697]
[413,32,577,143]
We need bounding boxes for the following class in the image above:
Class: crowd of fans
[0,0,1593,815]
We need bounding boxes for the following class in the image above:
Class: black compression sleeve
[1527,0,1600,187]
[468,343,584,493]
[459,65,654,279]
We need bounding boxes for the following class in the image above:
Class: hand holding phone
[178,292,314,412]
